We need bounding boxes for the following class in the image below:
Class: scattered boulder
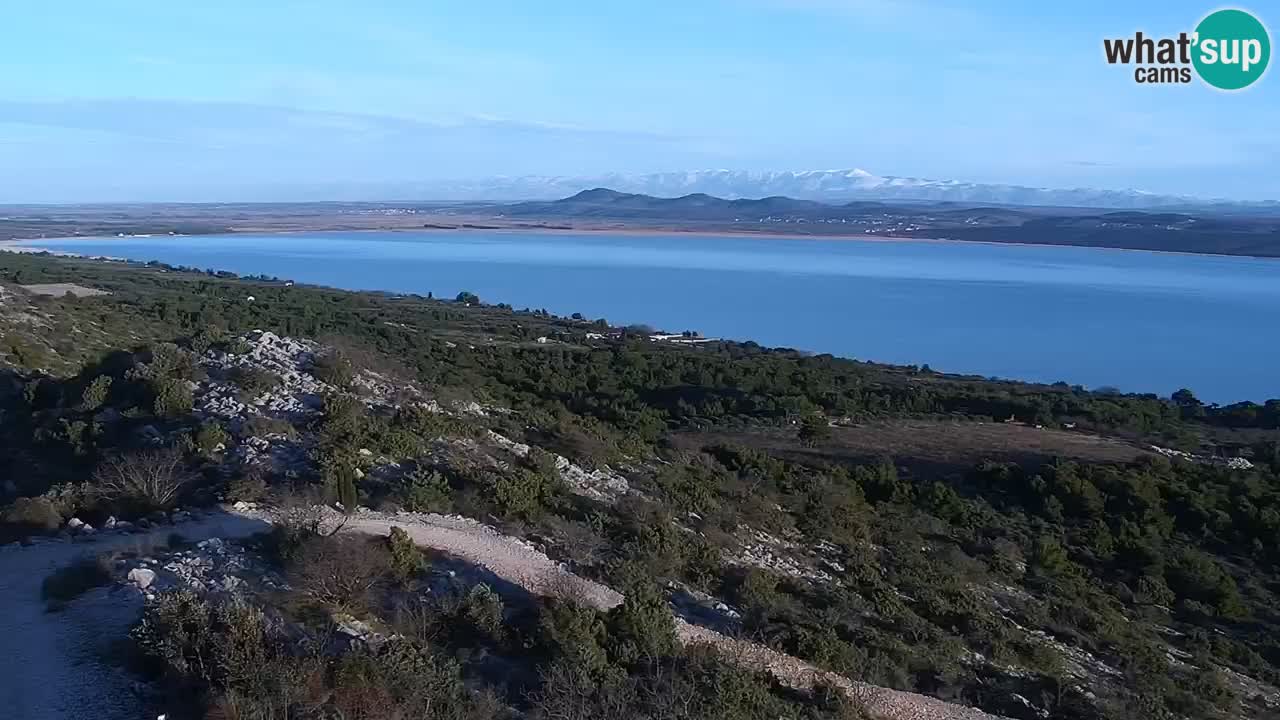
[330,614,390,653]
[116,536,285,598]
[128,568,157,590]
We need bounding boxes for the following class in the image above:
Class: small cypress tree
[333,464,359,512]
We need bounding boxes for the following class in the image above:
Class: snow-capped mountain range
[419,169,1246,209]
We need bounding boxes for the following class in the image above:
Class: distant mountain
[503,188,1033,224]
[504,188,842,220]
[417,169,1277,210]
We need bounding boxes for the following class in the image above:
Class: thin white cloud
[0,98,684,145]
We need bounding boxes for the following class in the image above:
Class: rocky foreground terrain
[4,254,1278,720]
[3,500,1005,720]
[0,328,1011,720]
[5,324,1276,720]
[189,330,633,502]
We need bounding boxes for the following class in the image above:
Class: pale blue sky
[0,1,1275,202]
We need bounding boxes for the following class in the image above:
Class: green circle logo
[1193,9,1271,90]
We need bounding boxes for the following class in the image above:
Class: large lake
[16,231,1280,404]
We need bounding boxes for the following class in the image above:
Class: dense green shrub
[731,568,784,626]
[681,535,725,590]
[798,478,868,549]
[606,581,676,666]
[538,598,613,676]
[2,496,63,534]
[387,526,420,583]
[462,584,507,645]
[400,466,453,512]
[194,420,229,455]
[798,413,832,447]
[80,374,112,410]
[1166,548,1246,619]
[151,377,193,417]
[147,342,197,381]
[487,466,560,519]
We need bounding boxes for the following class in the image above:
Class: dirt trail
[342,513,624,608]
[0,507,1003,720]
[0,512,270,720]
[320,508,1006,720]
[676,621,999,720]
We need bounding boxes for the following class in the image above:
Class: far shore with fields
[6,190,1280,258]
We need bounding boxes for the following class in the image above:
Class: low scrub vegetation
[1,252,1278,720]
[132,527,867,720]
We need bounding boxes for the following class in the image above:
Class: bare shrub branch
[290,535,390,611]
[93,448,192,509]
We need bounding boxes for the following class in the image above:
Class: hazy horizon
[2,1,1276,203]
[1,168,1276,209]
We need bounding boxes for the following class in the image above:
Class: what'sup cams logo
[1104,8,1270,90]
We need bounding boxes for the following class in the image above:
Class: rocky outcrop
[196,331,329,424]
[726,527,839,584]
[113,536,286,599]
[486,430,630,502]
[228,435,310,475]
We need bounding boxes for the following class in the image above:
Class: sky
[0,0,1276,202]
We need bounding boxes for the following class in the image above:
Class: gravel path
[0,506,1003,720]
[343,512,625,609]
[676,621,1000,720]
[310,508,1007,720]
[0,512,270,720]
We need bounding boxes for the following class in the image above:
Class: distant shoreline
[4,223,1279,263]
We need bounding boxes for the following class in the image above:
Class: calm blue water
[17,231,1280,404]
